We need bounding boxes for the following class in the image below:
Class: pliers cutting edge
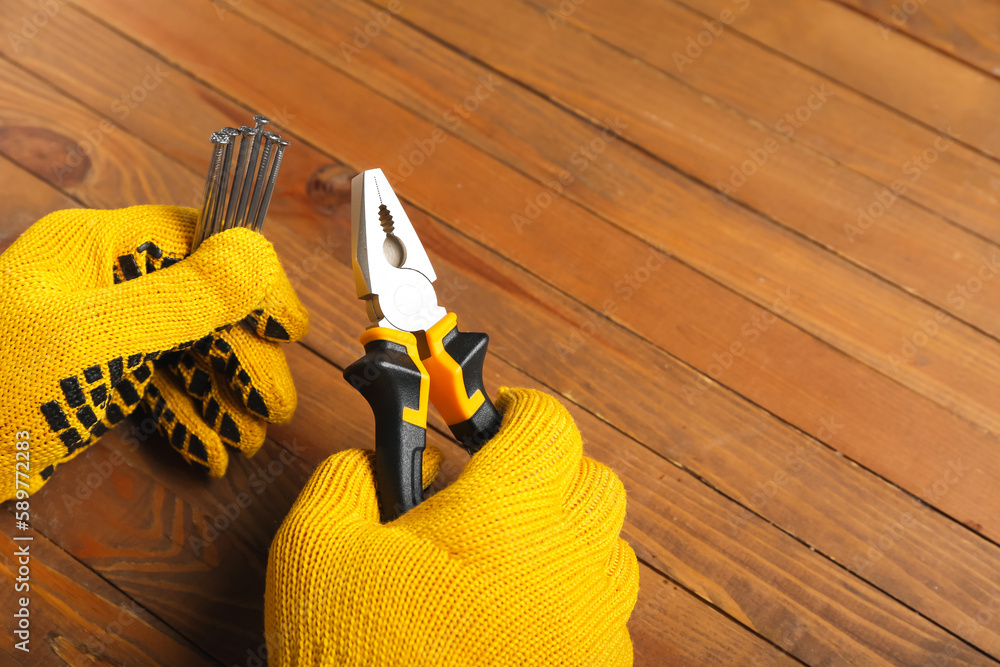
[344,169,502,522]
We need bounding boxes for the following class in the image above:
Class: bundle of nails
[191,114,291,251]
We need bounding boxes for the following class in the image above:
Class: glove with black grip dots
[0,205,308,502]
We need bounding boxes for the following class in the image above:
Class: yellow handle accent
[360,327,429,429]
[422,313,485,426]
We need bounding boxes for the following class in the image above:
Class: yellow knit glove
[0,206,308,502]
[265,388,638,667]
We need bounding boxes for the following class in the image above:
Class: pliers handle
[344,312,501,522]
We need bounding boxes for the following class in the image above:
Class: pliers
[344,169,502,522]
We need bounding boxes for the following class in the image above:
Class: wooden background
[1,0,999,665]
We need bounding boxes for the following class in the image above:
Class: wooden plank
[0,60,193,209]
[27,433,311,664]
[0,148,781,667]
[335,0,1000,430]
[239,0,1000,354]
[0,513,217,666]
[834,0,1000,79]
[0,80,992,661]
[74,0,1000,450]
[3,291,797,667]
[633,566,806,666]
[0,154,76,253]
[59,0,1000,536]
[2,7,1000,656]
[678,0,1000,157]
[274,198,1000,663]
[521,0,1000,246]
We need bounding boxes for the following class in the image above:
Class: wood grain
[835,0,1000,79]
[0,101,996,666]
[251,0,1000,352]
[341,0,1000,432]
[524,0,1000,244]
[1,0,998,664]
[0,154,76,254]
[1,3,999,658]
[58,0,1000,542]
[0,513,217,666]
[0,117,805,666]
[14,337,799,666]
[29,335,998,666]
[678,0,1000,157]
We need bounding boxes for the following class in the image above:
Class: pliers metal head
[351,168,447,333]
[346,169,502,522]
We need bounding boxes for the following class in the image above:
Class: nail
[193,132,229,251]
[225,126,257,229]
[253,137,291,232]
[214,127,240,236]
[235,115,269,226]
[245,132,280,227]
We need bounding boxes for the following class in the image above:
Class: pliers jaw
[351,168,446,332]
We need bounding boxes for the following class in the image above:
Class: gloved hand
[0,205,308,502]
[265,388,638,666]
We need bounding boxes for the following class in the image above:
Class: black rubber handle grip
[437,326,502,455]
[343,338,427,522]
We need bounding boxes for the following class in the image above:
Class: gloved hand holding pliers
[265,170,639,665]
